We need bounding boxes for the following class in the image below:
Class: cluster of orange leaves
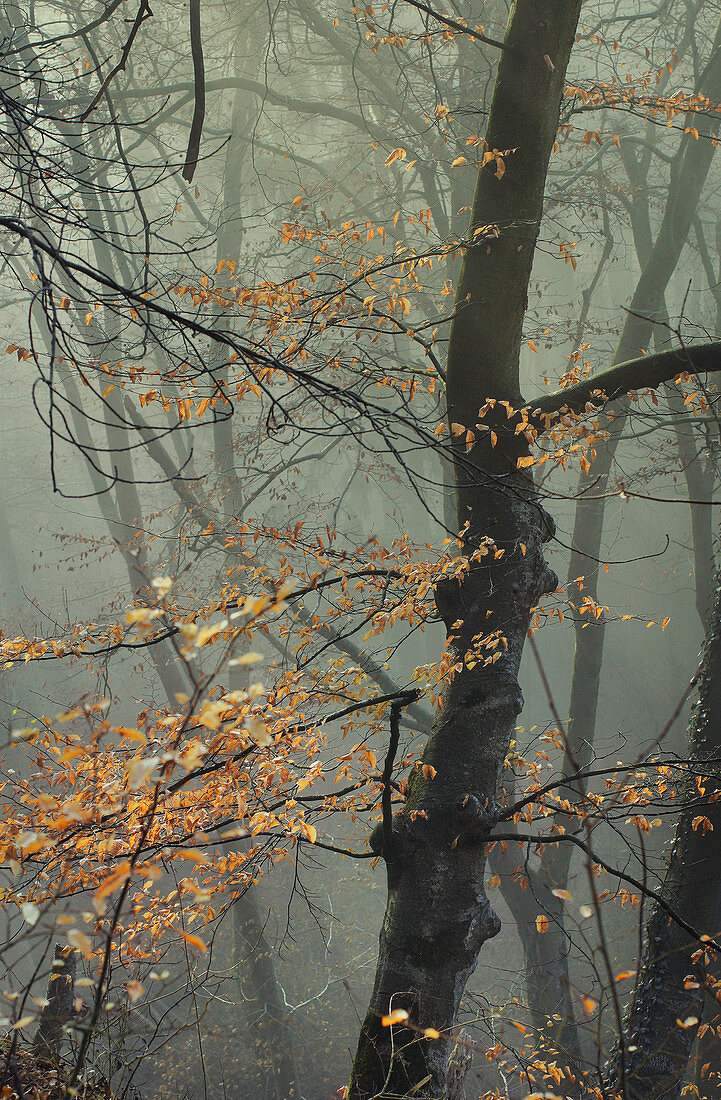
[0,524,510,972]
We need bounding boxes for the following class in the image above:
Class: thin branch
[381,692,419,855]
[14,0,128,52]
[79,0,153,121]
[181,0,205,183]
[74,74,411,148]
[398,0,510,52]
[490,831,721,954]
[532,340,721,423]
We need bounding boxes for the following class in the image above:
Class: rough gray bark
[609,569,721,1100]
[347,1,721,1094]
[348,1,582,1094]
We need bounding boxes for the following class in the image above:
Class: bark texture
[609,570,721,1100]
[33,946,77,1063]
[348,1,582,1094]
[507,16,721,1063]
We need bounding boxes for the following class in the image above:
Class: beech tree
[2,2,721,1100]
[489,0,721,1074]
[347,1,721,1097]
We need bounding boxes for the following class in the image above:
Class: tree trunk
[233,892,299,1100]
[609,567,721,1100]
[511,14,721,1060]
[561,7,721,767]
[33,946,77,1064]
[348,1,583,1094]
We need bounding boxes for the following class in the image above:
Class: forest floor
[0,1040,113,1099]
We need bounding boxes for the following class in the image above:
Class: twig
[399,0,510,52]
[381,694,417,854]
[79,0,153,121]
[490,830,721,954]
[182,0,205,182]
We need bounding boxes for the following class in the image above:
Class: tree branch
[490,830,721,954]
[531,340,721,423]
[79,74,403,147]
[181,0,205,182]
[381,692,419,856]
[398,0,510,52]
[79,0,153,121]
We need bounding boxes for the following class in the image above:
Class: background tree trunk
[233,893,299,1099]
[505,17,721,1065]
[609,565,721,1100]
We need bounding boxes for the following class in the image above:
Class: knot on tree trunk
[453,791,500,839]
[467,893,502,946]
[372,790,501,860]
[537,502,557,543]
[533,562,559,606]
[435,527,557,641]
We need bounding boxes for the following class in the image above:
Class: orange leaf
[178,848,207,864]
[96,861,131,899]
[68,929,93,959]
[384,148,406,167]
[126,980,145,1003]
[381,1009,408,1026]
[180,931,207,952]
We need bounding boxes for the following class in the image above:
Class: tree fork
[348,0,582,1095]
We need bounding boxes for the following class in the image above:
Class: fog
[0,1,719,1098]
